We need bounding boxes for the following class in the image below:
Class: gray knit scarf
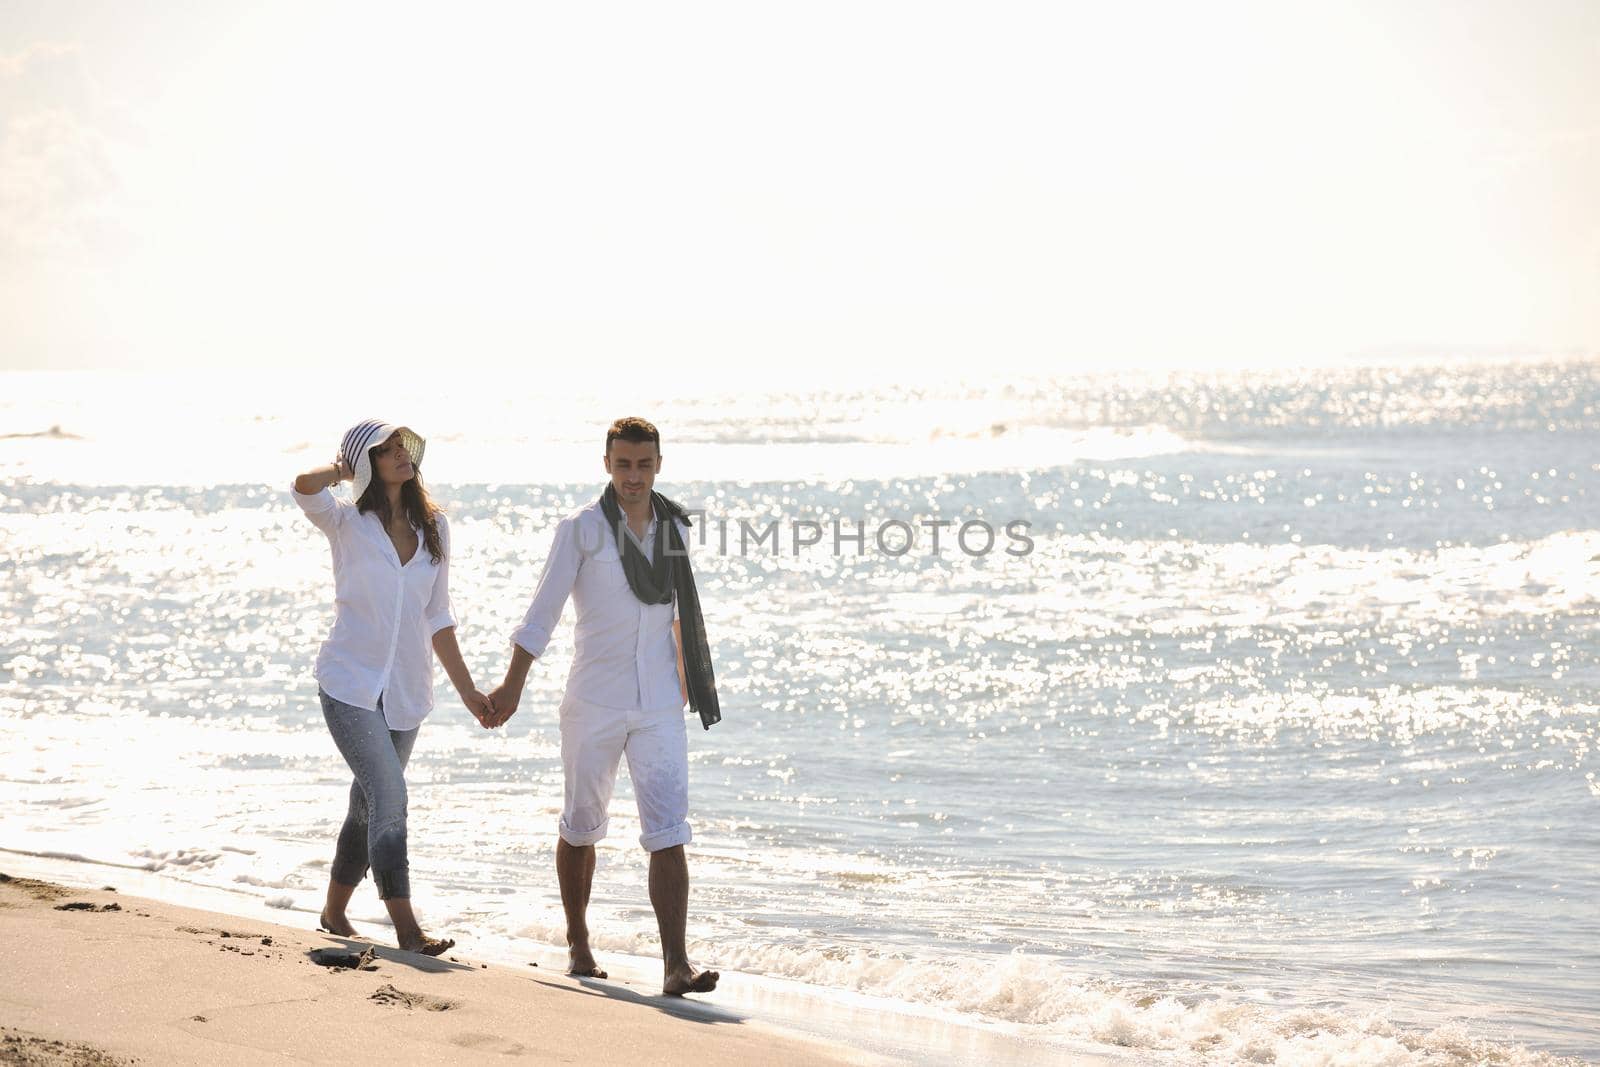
[599,485,721,730]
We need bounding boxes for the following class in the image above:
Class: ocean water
[2,361,1597,1064]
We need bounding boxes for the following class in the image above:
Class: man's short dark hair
[606,417,660,453]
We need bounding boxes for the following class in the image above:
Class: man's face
[604,439,661,505]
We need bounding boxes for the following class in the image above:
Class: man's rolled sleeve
[511,517,581,657]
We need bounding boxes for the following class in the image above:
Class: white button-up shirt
[291,486,456,731]
[512,500,686,713]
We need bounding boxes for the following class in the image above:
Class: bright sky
[2,0,1597,386]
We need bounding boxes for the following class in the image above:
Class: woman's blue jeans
[320,689,418,900]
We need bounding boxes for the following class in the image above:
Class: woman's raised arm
[294,457,351,496]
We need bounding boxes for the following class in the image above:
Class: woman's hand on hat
[336,455,354,481]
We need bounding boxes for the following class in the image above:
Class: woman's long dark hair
[356,460,445,564]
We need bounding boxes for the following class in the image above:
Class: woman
[291,419,494,956]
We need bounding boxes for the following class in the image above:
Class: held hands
[462,648,532,730]
[484,680,522,729]
[461,681,520,730]
[462,688,497,730]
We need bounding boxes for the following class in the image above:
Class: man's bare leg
[650,845,718,996]
[558,839,607,977]
[319,878,358,936]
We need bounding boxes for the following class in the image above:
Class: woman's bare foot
[567,945,608,979]
[663,963,719,996]
[318,910,357,937]
[321,879,359,937]
[399,933,455,957]
[385,898,452,956]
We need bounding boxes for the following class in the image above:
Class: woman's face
[370,433,415,487]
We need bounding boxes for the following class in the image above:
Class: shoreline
[1,852,1108,1066]
[0,870,879,1067]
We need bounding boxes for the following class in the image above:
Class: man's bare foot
[568,946,608,979]
[663,963,719,996]
[399,934,455,957]
[318,911,357,937]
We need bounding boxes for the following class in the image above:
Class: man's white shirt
[512,500,688,712]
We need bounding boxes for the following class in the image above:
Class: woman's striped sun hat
[339,419,425,499]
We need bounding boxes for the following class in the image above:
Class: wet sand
[0,872,873,1066]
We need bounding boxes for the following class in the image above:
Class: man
[489,416,720,996]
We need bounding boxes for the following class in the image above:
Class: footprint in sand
[176,925,266,939]
[368,984,457,1012]
[311,946,380,971]
[1,1026,133,1066]
[450,1032,529,1055]
[0,874,74,902]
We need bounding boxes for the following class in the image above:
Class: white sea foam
[132,848,222,872]
[696,947,1575,1066]
[232,873,307,889]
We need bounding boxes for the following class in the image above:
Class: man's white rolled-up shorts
[557,694,692,852]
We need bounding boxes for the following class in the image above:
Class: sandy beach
[0,872,874,1067]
